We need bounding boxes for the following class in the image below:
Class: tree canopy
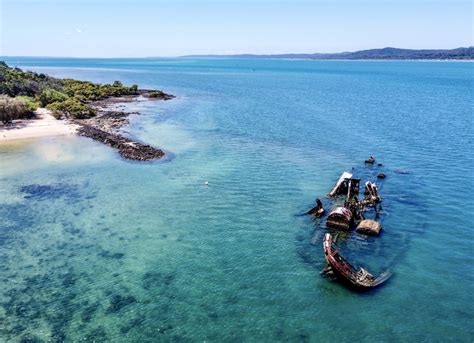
[0,62,139,120]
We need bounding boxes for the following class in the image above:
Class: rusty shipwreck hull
[326,207,353,230]
[323,233,391,290]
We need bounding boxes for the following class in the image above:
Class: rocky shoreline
[74,90,175,161]
[77,124,165,161]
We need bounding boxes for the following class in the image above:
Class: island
[183,46,474,60]
[0,61,174,161]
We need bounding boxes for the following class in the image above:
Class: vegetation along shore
[0,62,174,160]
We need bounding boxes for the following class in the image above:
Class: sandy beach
[0,108,78,142]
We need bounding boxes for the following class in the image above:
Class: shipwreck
[328,171,360,198]
[356,219,382,235]
[322,233,391,290]
[307,198,325,217]
[326,207,353,230]
[364,181,381,204]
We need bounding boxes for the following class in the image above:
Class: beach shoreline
[0,91,175,161]
[0,108,78,142]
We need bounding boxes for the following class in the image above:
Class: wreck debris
[377,172,386,179]
[344,196,365,224]
[364,181,381,203]
[328,171,352,196]
[326,207,353,230]
[322,233,391,290]
[307,198,325,217]
[346,178,360,199]
[365,156,376,164]
[328,172,360,197]
[356,219,382,235]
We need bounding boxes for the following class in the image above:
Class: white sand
[0,108,78,142]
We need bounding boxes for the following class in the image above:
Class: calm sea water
[0,58,472,342]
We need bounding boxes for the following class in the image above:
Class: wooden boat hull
[323,233,391,290]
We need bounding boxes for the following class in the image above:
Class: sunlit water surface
[0,58,473,342]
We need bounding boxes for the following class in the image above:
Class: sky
[0,0,472,57]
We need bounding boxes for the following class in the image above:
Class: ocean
[0,57,472,342]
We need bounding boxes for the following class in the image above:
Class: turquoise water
[0,58,473,342]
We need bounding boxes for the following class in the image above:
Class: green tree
[16,96,38,113]
[0,95,34,124]
[47,98,96,119]
[38,89,68,107]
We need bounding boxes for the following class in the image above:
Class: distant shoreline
[181,47,474,61]
[1,46,473,61]
[180,57,474,62]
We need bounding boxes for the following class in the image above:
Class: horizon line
[1,46,472,60]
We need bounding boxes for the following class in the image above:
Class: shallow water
[0,58,473,342]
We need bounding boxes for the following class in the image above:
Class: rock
[77,124,164,161]
[377,172,386,179]
[356,219,382,235]
[141,89,176,100]
[365,156,376,164]
[72,90,174,162]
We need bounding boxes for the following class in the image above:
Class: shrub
[0,61,146,123]
[148,91,166,98]
[47,98,96,119]
[37,89,69,107]
[16,96,39,113]
[62,79,139,101]
[0,95,35,124]
[130,84,138,93]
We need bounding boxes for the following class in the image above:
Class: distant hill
[183,47,474,60]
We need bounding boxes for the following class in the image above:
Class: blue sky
[0,0,472,57]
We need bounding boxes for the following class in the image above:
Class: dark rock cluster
[73,89,175,161]
[141,89,175,100]
[77,124,165,161]
[81,110,133,132]
[74,89,174,161]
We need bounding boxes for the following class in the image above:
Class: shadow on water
[20,183,83,201]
